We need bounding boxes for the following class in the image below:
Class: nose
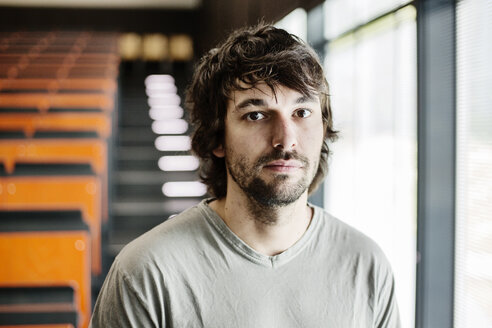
[271,116,296,151]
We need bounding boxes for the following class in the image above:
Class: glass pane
[324,0,413,39]
[455,0,492,327]
[324,5,417,328]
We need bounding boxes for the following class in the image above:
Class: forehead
[227,83,319,110]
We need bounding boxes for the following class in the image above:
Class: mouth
[263,160,303,173]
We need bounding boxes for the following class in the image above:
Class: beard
[225,147,318,208]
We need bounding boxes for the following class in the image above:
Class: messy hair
[185,24,338,199]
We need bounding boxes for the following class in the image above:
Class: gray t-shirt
[90,199,400,327]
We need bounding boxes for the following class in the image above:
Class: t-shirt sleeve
[373,259,401,328]
[89,258,159,327]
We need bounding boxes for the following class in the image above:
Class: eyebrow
[235,98,267,111]
[295,94,318,104]
[235,94,318,111]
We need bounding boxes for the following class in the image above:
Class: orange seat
[0,64,117,74]
[0,113,111,138]
[0,93,114,112]
[0,139,106,175]
[0,176,102,275]
[1,325,74,328]
[0,67,118,80]
[0,53,119,66]
[0,139,109,221]
[0,231,91,328]
[0,78,116,93]
[0,34,115,59]
[2,46,118,57]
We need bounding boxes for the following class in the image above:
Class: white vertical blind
[455,0,492,327]
[324,5,417,327]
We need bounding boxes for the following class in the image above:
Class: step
[119,111,153,127]
[114,170,199,185]
[111,199,201,216]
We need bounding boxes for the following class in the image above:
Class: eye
[294,109,312,118]
[245,112,266,121]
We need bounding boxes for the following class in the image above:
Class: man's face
[213,83,324,207]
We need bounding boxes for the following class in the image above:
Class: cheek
[234,137,266,160]
[225,125,268,152]
[300,122,324,153]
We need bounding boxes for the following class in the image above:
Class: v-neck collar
[199,198,321,268]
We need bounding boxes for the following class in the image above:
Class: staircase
[107,61,203,260]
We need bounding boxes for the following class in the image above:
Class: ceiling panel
[0,0,201,9]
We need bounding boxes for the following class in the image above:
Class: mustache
[255,149,310,168]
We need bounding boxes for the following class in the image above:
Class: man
[90,24,400,327]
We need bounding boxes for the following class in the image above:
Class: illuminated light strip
[146,82,177,91]
[145,74,175,85]
[149,106,184,120]
[162,181,207,197]
[146,85,178,97]
[148,94,181,107]
[158,155,199,171]
[155,135,191,151]
[152,119,188,135]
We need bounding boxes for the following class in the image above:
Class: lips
[263,160,303,172]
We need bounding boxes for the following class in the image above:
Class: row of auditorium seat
[0,31,119,328]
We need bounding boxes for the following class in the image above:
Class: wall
[0,0,323,57]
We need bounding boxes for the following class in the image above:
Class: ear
[213,144,225,158]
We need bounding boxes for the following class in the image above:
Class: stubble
[225,147,318,224]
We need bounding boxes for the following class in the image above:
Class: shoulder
[113,201,212,276]
[314,206,392,270]
[313,208,397,302]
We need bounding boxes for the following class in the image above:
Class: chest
[161,259,375,328]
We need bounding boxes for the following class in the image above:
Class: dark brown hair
[185,24,338,198]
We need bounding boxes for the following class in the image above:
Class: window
[323,3,416,327]
[455,0,492,326]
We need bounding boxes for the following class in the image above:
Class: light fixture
[145,74,175,86]
[148,94,181,107]
[158,155,199,171]
[154,135,191,151]
[152,119,188,135]
[162,181,207,197]
[149,106,184,120]
[145,85,178,97]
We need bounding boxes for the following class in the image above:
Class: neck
[210,186,313,256]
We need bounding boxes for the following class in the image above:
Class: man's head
[186,24,338,199]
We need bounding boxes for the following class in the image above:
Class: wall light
[148,94,181,107]
[155,135,191,151]
[149,106,184,120]
[146,84,178,97]
[158,155,199,171]
[162,181,207,197]
[142,34,168,61]
[152,119,188,134]
[145,74,174,86]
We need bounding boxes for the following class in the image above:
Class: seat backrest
[0,93,114,112]
[0,230,91,328]
[0,139,106,175]
[0,176,102,275]
[0,78,116,93]
[0,113,111,138]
